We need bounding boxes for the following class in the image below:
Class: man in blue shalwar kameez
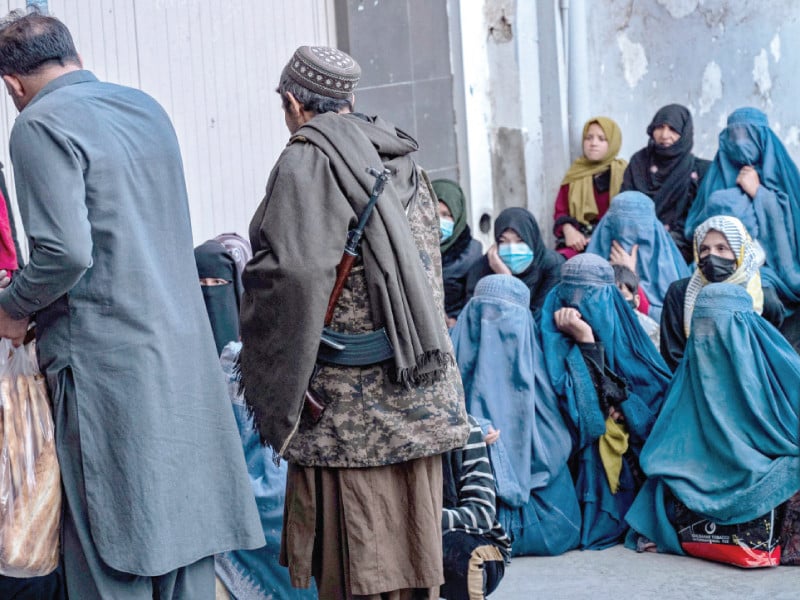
[0,10,264,599]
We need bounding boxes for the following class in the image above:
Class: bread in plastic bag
[0,338,61,577]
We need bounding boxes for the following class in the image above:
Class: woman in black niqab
[195,240,242,355]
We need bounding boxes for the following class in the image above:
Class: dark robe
[621,104,710,261]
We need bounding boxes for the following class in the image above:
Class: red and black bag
[673,500,781,568]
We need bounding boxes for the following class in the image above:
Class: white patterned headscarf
[683,215,765,336]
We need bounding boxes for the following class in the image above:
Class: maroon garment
[0,188,18,273]
[553,183,610,259]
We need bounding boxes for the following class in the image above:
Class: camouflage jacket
[284,167,469,467]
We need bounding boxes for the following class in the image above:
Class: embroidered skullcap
[560,253,615,287]
[474,274,530,308]
[282,46,361,99]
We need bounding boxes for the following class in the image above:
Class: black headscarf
[623,104,698,230]
[494,207,547,290]
[195,240,241,355]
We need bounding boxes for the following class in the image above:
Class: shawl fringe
[396,349,454,388]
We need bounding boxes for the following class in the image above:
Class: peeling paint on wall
[699,61,722,115]
[770,33,781,63]
[783,125,800,148]
[617,33,648,89]
[753,49,772,105]
[656,0,699,19]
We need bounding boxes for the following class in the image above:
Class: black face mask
[698,254,737,283]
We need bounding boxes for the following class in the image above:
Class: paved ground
[492,545,800,599]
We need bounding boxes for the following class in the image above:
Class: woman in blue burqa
[684,107,800,321]
[214,343,318,600]
[450,274,581,556]
[540,254,672,549]
[625,283,799,557]
[586,190,691,323]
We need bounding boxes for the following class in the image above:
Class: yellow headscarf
[561,117,627,226]
[598,417,629,494]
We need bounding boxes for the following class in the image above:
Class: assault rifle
[303,167,393,423]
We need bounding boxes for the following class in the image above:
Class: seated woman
[625,284,799,564]
[621,104,710,263]
[554,116,627,259]
[586,191,691,323]
[451,275,581,557]
[433,179,484,327]
[541,254,671,550]
[465,207,563,323]
[684,107,800,310]
[660,214,784,371]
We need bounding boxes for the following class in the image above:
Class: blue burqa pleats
[625,284,800,554]
[540,254,671,549]
[586,190,691,322]
[450,275,580,556]
[215,343,317,600]
[684,107,800,304]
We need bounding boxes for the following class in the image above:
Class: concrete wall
[581,0,800,168]
[0,0,337,252]
[335,0,460,183]
[454,0,800,246]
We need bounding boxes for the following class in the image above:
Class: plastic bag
[674,500,781,568]
[0,338,61,577]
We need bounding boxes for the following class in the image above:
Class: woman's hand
[609,241,638,274]
[554,307,595,343]
[484,426,500,446]
[736,166,760,199]
[563,223,589,252]
[608,406,625,423]
[487,244,512,275]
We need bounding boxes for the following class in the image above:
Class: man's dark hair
[612,264,639,295]
[0,9,80,76]
[276,74,353,115]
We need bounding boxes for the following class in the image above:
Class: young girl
[554,117,627,259]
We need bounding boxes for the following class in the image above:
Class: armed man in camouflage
[239,46,469,599]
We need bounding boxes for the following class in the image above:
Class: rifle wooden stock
[303,388,326,423]
[303,251,359,425]
[324,252,357,326]
[304,167,390,425]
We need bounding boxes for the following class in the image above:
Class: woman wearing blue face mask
[433,179,483,328]
[466,207,564,323]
